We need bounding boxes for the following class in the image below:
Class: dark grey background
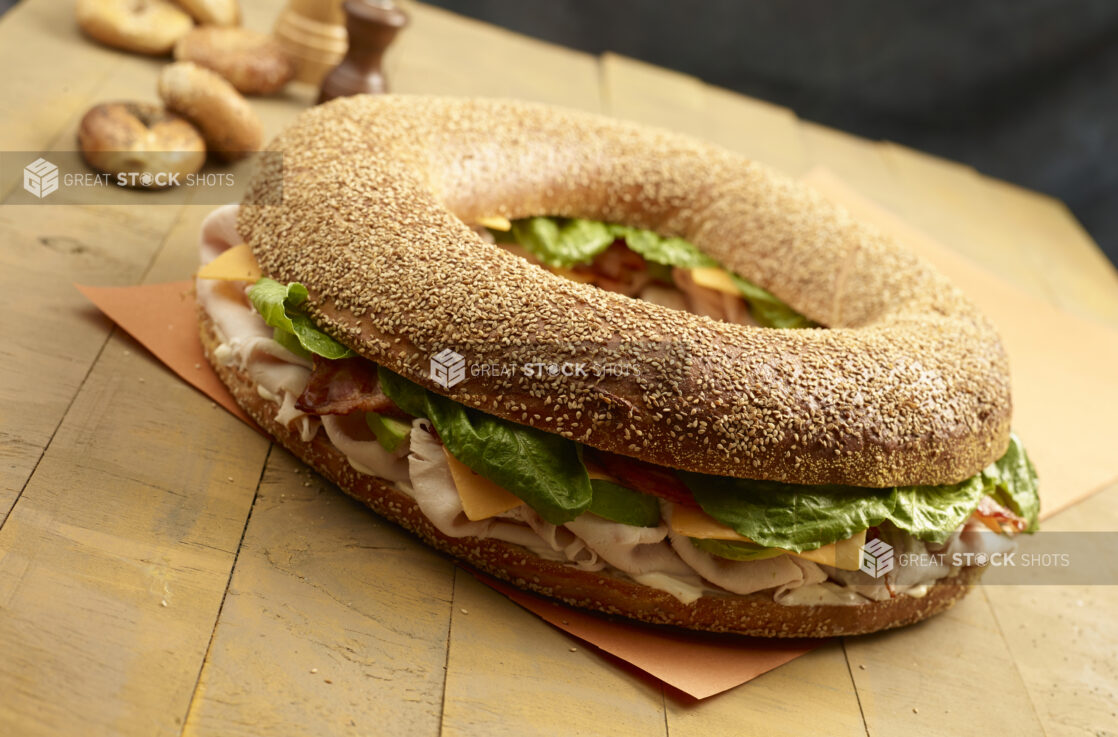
[425,0,1118,268]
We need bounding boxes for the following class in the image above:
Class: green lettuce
[248,278,354,360]
[679,438,1040,552]
[982,434,1040,532]
[508,217,616,267]
[729,274,816,329]
[377,368,592,525]
[503,216,814,328]
[588,479,661,527]
[611,226,717,269]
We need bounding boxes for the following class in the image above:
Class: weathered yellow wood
[392,1,601,111]
[601,53,706,132]
[704,84,809,177]
[182,449,454,737]
[977,177,1118,326]
[0,0,131,198]
[0,332,269,737]
[879,142,1056,298]
[172,5,647,737]
[664,641,866,737]
[440,571,666,737]
[845,592,1045,736]
[892,139,1118,734]
[802,159,1062,736]
[799,122,908,215]
[982,483,1118,736]
[0,0,313,521]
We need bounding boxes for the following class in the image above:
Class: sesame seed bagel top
[238,95,1011,487]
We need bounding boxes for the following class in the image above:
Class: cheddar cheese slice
[444,448,524,521]
[669,504,866,571]
[196,243,263,282]
[477,215,511,231]
[689,266,741,295]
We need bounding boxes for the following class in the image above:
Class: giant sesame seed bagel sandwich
[196,95,1040,637]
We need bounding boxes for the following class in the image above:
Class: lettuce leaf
[729,274,816,329]
[588,479,661,527]
[248,278,355,360]
[680,439,1040,552]
[503,216,814,328]
[982,433,1041,532]
[377,368,592,525]
[508,217,616,267]
[611,226,717,269]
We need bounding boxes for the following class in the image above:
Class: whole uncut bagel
[238,95,1013,488]
[158,61,262,160]
[77,101,206,188]
[174,27,295,95]
[76,0,193,56]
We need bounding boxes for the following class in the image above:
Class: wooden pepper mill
[318,0,408,104]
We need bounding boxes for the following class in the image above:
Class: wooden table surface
[2,1,1117,735]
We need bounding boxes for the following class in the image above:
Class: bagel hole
[484,223,762,327]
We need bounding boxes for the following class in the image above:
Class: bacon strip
[294,357,408,417]
[588,448,700,507]
[973,495,1028,533]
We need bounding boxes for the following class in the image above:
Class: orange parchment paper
[76,170,1118,699]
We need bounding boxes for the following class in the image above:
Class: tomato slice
[586,449,700,507]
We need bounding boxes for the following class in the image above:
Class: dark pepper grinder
[317,0,408,104]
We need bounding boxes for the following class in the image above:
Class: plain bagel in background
[76,0,193,56]
[77,101,206,187]
[159,61,262,160]
[174,26,295,95]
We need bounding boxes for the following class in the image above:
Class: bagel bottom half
[199,309,983,638]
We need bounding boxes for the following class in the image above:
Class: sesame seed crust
[238,95,1011,487]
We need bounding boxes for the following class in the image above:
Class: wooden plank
[0,202,180,520]
[181,449,454,737]
[664,641,865,737]
[601,53,707,132]
[0,18,306,525]
[0,330,268,737]
[441,572,666,737]
[844,592,1045,736]
[799,123,907,215]
[878,142,1055,298]
[982,482,1118,736]
[0,1,321,733]
[391,1,601,111]
[977,178,1118,326]
[0,0,192,520]
[0,0,130,197]
[703,84,809,177]
[928,153,1118,735]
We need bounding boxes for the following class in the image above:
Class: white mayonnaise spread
[196,205,1000,606]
